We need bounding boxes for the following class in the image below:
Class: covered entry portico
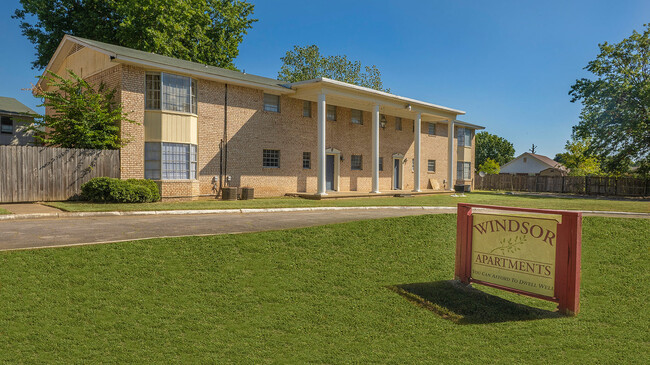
[287,77,470,196]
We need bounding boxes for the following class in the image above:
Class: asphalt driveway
[0,208,450,251]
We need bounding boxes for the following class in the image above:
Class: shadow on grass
[388,280,563,324]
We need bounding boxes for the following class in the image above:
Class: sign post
[455,203,582,315]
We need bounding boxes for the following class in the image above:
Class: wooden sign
[455,203,582,315]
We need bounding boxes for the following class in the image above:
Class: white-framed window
[457,161,471,180]
[379,157,383,171]
[428,123,436,136]
[395,117,402,131]
[146,72,197,114]
[351,109,363,125]
[263,149,280,168]
[351,155,362,170]
[458,127,471,146]
[1,116,12,134]
[303,152,311,169]
[145,142,197,180]
[327,105,337,121]
[428,160,436,172]
[302,100,311,117]
[264,93,280,113]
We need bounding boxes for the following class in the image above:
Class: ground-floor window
[351,155,362,170]
[263,149,280,168]
[145,142,197,180]
[428,160,436,172]
[303,152,311,169]
[378,157,383,171]
[1,116,12,134]
[457,161,471,180]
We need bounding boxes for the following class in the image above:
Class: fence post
[561,176,565,194]
[584,176,589,195]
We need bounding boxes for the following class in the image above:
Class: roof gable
[0,97,37,116]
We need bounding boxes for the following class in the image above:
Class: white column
[447,119,455,191]
[371,104,380,193]
[413,112,422,192]
[317,94,327,195]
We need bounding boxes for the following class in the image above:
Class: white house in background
[500,152,569,176]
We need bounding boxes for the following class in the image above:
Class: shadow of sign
[387,280,562,324]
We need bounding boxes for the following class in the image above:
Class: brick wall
[103,65,469,199]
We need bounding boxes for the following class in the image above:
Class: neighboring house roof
[501,152,568,172]
[39,35,484,129]
[0,97,37,117]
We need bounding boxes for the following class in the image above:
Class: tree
[569,24,650,176]
[478,158,500,174]
[554,138,603,176]
[14,0,256,70]
[278,45,388,92]
[30,70,133,149]
[475,131,515,170]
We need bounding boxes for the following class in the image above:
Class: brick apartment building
[38,35,484,199]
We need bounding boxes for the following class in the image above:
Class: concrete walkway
[0,203,63,215]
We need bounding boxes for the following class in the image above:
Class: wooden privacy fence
[475,173,649,197]
[0,145,119,203]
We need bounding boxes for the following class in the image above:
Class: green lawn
[1,215,648,363]
[0,208,10,215]
[46,191,650,213]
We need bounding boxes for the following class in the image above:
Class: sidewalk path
[0,207,647,251]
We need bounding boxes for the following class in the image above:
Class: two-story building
[38,35,484,200]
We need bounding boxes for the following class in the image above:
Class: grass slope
[47,191,650,213]
[0,216,648,363]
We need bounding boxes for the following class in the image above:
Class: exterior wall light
[380,115,387,129]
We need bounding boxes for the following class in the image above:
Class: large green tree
[14,0,256,70]
[475,131,515,170]
[554,138,603,176]
[31,70,133,149]
[569,24,650,175]
[278,45,388,92]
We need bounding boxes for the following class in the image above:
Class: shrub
[81,177,161,203]
[126,179,161,202]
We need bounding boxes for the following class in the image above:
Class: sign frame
[455,203,582,315]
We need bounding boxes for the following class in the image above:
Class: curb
[0,206,459,221]
[0,206,648,221]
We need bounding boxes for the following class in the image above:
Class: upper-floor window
[1,116,12,134]
[303,100,312,117]
[327,105,337,121]
[395,117,402,131]
[458,127,471,146]
[351,109,363,125]
[146,72,197,114]
[264,93,280,113]
[428,123,436,136]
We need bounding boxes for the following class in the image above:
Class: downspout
[224,84,229,187]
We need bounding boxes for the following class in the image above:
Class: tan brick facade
[84,65,475,199]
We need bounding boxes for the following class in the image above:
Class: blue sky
[1,0,648,158]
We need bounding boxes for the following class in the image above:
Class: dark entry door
[326,155,335,191]
[393,158,400,190]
